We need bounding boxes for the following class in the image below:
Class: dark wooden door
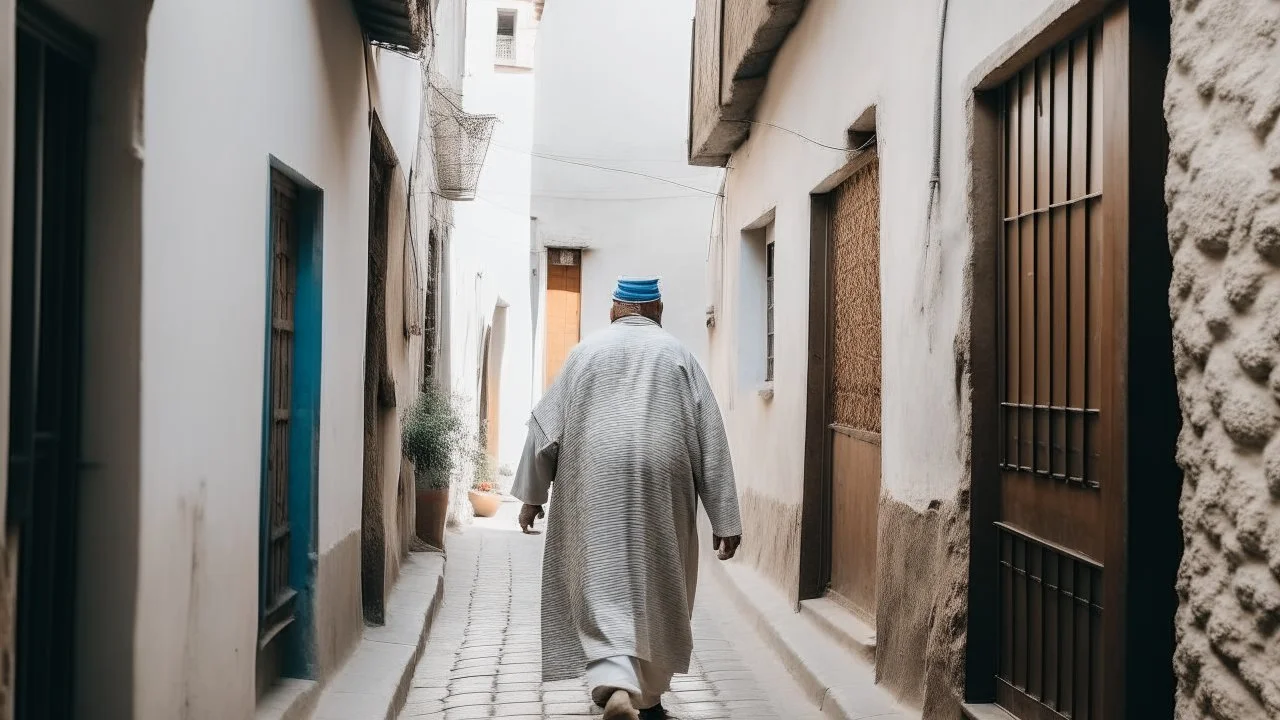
[990,4,1176,718]
[825,159,881,619]
[7,5,92,718]
[995,18,1108,720]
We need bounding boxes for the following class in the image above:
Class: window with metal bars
[496,9,516,62]
[765,239,775,382]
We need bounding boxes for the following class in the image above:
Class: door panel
[827,427,878,617]
[825,159,880,618]
[544,253,581,389]
[995,16,1113,720]
[8,7,92,718]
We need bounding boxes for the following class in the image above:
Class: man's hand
[519,504,545,534]
[713,535,741,561]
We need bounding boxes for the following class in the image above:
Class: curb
[704,555,911,720]
[311,551,447,720]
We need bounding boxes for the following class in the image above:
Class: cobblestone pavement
[400,501,823,720]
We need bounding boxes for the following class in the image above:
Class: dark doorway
[7,4,93,718]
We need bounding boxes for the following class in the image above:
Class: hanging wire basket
[429,81,497,201]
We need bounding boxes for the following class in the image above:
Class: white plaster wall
[373,49,424,172]
[530,0,722,372]
[446,0,539,470]
[137,0,374,715]
[708,0,1059,528]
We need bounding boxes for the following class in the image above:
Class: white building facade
[0,0,455,718]
[443,0,543,489]
[530,0,724,377]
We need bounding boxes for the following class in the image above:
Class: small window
[496,10,516,62]
[765,239,776,381]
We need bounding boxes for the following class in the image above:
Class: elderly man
[511,277,743,720]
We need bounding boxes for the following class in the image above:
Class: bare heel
[603,688,639,720]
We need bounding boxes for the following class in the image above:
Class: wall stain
[736,489,802,602]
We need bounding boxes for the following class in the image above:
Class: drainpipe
[929,0,950,194]
[917,0,951,321]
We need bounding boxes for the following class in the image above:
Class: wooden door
[826,160,881,619]
[8,7,92,717]
[988,5,1175,717]
[544,249,581,389]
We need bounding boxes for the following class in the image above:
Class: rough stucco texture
[875,494,969,716]
[1166,0,1280,717]
[736,489,802,599]
[830,161,883,433]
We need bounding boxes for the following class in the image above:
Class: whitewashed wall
[531,0,722,376]
[447,0,540,471]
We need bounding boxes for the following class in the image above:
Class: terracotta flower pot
[468,489,501,517]
[415,487,449,549]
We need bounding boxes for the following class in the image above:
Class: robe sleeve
[689,359,743,537]
[511,416,558,506]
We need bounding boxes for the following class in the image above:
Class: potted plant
[467,428,502,517]
[402,385,462,550]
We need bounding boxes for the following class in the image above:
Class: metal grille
[999,26,1104,488]
[495,34,515,61]
[997,525,1103,720]
[766,240,776,382]
[549,248,580,266]
[262,170,299,641]
[496,9,516,61]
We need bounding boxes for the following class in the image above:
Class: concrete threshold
[706,557,913,720]
[309,551,446,720]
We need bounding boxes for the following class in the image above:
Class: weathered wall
[689,0,806,165]
[377,152,426,602]
[531,0,723,375]
[446,0,539,476]
[702,0,1063,709]
[315,529,362,677]
[1166,0,1280,717]
[137,0,373,715]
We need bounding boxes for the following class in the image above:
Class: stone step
[704,556,911,720]
[797,597,876,665]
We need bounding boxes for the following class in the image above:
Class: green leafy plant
[469,421,498,492]
[402,385,464,490]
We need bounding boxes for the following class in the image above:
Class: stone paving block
[397,507,869,720]
[442,706,491,720]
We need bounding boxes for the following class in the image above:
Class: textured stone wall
[1166,0,1280,717]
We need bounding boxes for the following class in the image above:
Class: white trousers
[586,655,672,710]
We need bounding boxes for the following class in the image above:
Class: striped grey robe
[512,315,742,682]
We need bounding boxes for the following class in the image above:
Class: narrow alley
[1,0,1275,718]
[398,502,824,720]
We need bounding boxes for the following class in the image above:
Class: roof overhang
[353,0,429,53]
[688,0,807,167]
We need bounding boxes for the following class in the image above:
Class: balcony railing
[495,35,515,62]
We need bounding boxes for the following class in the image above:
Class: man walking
[511,277,743,720]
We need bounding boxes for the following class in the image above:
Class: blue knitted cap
[613,276,661,303]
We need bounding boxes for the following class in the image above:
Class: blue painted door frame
[258,159,323,680]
